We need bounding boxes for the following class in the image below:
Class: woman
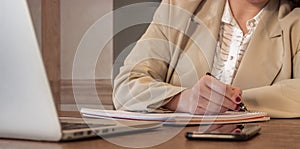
[113,0,300,118]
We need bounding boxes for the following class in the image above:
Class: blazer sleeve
[243,38,300,118]
[113,23,186,111]
[112,0,199,111]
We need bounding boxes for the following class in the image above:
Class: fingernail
[236,97,241,103]
[235,105,241,111]
[234,129,242,133]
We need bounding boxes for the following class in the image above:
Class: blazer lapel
[186,0,226,70]
[232,0,283,89]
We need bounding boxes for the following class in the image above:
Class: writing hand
[165,75,243,114]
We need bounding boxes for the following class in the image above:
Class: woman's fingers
[177,75,243,115]
[226,85,242,104]
[201,75,243,105]
[193,76,240,111]
[193,96,228,114]
[196,84,238,110]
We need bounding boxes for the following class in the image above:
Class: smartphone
[185,124,261,141]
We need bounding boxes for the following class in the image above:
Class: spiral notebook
[80,108,270,125]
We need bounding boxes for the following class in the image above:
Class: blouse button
[248,20,256,28]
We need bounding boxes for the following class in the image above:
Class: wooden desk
[1,119,299,149]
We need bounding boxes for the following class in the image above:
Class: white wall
[61,0,113,80]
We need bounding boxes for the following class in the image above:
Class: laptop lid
[0,0,62,141]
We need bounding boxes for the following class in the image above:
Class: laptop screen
[0,0,62,141]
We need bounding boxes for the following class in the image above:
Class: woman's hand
[165,75,243,114]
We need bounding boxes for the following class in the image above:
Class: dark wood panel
[41,0,61,110]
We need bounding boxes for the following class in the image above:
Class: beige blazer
[113,0,300,118]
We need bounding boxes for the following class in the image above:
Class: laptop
[0,0,162,141]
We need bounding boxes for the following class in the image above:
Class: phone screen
[185,124,261,141]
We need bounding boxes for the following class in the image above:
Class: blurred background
[27,0,160,115]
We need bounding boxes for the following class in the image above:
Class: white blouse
[211,0,264,84]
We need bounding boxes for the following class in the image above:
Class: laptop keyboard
[61,122,114,130]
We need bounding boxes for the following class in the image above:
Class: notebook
[0,0,162,141]
[81,108,270,125]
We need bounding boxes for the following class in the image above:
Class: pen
[237,102,248,112]
[205,72,248,112]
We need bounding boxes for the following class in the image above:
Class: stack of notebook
[80,108,270,125]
